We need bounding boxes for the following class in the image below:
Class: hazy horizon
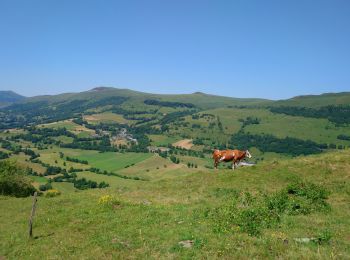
[3,85,350,101]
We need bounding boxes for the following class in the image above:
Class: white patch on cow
[219,155,226,162]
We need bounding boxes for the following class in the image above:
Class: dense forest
[144,99,195,108]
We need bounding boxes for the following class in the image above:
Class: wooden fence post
[29,191,38,238]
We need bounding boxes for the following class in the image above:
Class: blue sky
[0,0,349,99]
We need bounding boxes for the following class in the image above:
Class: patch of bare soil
[83,115,98,121]
[173,139,193,150]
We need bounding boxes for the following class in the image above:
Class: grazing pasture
[1,88,350,258]
[148,134,180,146]
[1,150,349,259]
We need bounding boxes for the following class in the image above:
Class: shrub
[0,160,36,197]
[286,181,330,213]
[39,182,53,191]
[211,181,330,236]
[315,229,332,245]
[98,195,121,208]
[45,189,61,197]
[0,151,9,159]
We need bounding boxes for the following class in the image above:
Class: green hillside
[273,92,350,108]
[0,90,25,103]
[0,90,25,108]
[1,88,350,258]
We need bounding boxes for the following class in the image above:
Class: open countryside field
[148,134,181,147]
[244,110,350,146]
[40,120,95,137]
[1,0,350,257]
[73,151,153,172]
[1,150,350,259]
[39,120,78,130]
[179,107,350,146]
[1,89,350,259]
[84,112,134,125]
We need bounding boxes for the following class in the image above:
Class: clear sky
[0,0,349,99]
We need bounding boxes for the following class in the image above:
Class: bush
[0,160,36,197]
[98,195,121,208]
[315,229,332,245]
[211,181,330,236]
[45,189,61,197]
[39,182,52,191]
[0,151,9,159]
[286,181,330,213]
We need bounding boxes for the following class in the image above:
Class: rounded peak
[89,87,113,92]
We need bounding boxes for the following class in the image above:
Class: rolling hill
[0,90,25,107]
[273,92,350,108]
[0,87,350,258]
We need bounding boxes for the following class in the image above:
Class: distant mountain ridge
[1,87,350,109]
[274,91,350,108]
[0,91,25,102]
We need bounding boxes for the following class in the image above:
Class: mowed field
[1,150,349,259]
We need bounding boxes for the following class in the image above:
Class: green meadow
[1,150,349,259]
[73,151,153,172]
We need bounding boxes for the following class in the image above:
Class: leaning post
[28,191,38,238]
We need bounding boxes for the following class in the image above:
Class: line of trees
[144,99,195,108]
[66,156,88,164]
[230,132,325,156]
[52,171,109,189]
[239,116,260,128]
[270,105,350,125]
[89,167,143,180]
[337,134,350,141]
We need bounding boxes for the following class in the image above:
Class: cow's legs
[214,159,219,169]
[232,160,237,170]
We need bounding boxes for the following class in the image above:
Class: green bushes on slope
[0,160,36,197]
[210,181,330,236]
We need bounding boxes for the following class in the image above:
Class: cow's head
[245,150,252,158]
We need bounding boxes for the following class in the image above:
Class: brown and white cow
[212,149,252,170]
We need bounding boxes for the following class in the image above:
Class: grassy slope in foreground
[1,150,349,259]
